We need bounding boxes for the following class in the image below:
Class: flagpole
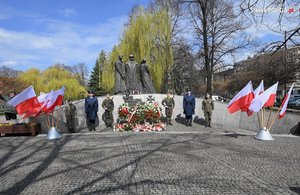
[45,114,50,129]
[266,106,273,129]
[56,106,60,129]
[262,107,265,128]
[268,103,283,130]
[51,113,54,127]
[257,112,261,129]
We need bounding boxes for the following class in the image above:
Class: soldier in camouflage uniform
[202,94,214,127]
[65,99,77,133]
[162,92,175,125]
[102,94,114,128]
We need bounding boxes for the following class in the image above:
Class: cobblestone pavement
[0,131,300,194]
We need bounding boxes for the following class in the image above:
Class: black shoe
[169,122,173,126]
[89,129,92,131]
[208,125,211,128]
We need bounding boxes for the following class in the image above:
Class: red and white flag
[254,80,264,97]
[227,81,254,114]
[43,86,65,113]
[22,91,52,118]
[38,92,48,105]
[7,86,40,115]
[279,84,294,119]
[249,82,278,112]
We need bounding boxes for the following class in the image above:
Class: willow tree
[18,68,43,93]
[103,7,173,92]
[18,66,86,100]
[101,46,120,92]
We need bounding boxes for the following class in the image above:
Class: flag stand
[46,126,62,140]
[255,104,283,141]
[254,127,274,141]
[46,109,62,140]
[254,107,275,141]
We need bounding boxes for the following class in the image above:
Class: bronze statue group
[115,54,155,95]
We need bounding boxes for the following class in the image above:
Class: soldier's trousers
[165,108,173,123]
[66,116,75,133]
[102,111,113,126]
[204,111,212,125]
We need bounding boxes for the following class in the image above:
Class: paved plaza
[0,125,300,194]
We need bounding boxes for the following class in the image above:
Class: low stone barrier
[0,94,299,134]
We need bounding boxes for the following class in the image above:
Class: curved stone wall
[1,94,299,134]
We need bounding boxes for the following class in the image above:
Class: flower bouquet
[118,103,130,120]
[115,101,164,132]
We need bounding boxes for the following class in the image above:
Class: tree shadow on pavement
[0,135,79,194]
[223,131,248,138]
[289,186,300,194]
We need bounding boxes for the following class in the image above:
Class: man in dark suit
[85,91,98,131]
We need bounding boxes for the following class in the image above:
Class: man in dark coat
[140,59,155,93]
[85,91,99,131]
[162,92,175,125]
[102,94,114,128]
[115,55,127,94]
[183,90,195,127]
[202,94,214,127]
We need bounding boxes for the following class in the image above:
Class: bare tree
[0,66,21,78]
[72,63,89,87]
[172,38,199,94]
[148,0,187,45]
[183,0,250,95]
[239,0,300,50]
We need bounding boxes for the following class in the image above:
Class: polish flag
[43,86,65,113]
[7,86,40,115]
[249,82,278,112]
[254,80,264,97]
[38,92,48,105]
[22,91,52,118]
[227,81,254,114]
[279,84,294,119]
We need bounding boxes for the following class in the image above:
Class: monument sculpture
[125,54,142,94]
[116,54,156,95]
[114,55,126,94]
[140,59,155,93]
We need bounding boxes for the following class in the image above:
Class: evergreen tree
[89,50,106,96]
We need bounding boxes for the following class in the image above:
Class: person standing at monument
[162,92,175,125]
[85,90,99,131]
[3,92,17,120]
[140,59,155,93]
[115,55,127,94]
[125,54,142,94]
[102,94,114,128]
[183,90,195,127]
[202,93,214,127]
[65,99,77,133]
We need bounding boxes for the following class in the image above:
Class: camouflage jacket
[162,97,175,109]
[102,98,114,112]
[202,98,214,112]
[65,104,77,117]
